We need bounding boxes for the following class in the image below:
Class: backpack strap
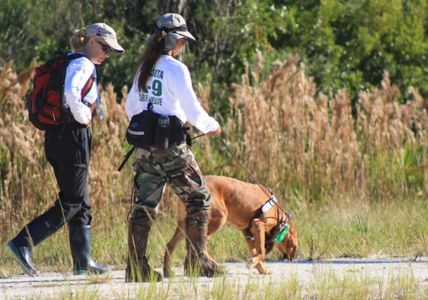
[92,69,104,119]
[61,53,96,126]
[81,74,95,100]
[66,52,95,100]
[117,146,136,172]
[78,62,104,119]
[66,53,102,117]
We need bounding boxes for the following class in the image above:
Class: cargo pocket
[168,159,204,198]
[70,129,89,166]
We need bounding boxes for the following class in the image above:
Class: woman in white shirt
[125,13,224,282]
[7,23,124,276]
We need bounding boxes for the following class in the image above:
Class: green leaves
[1,0,428,103]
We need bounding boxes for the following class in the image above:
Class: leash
[218,136,274,198]
[191,133,206,140]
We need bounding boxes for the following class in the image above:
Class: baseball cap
[85,23,124,53]
[156,13,196,42]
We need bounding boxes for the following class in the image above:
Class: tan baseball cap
[157,13,196,42]
[85,23,124,53]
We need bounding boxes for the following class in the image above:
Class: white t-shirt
[63,54,98,125]
[125,55,219,134]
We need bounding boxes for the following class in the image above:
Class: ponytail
[69,27,88,52]
[137,31,166,92]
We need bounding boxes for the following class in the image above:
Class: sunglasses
[96,40,112,54]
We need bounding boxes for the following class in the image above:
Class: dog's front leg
[243,236,269,274]
[246,219,271,274]
[243,234,257,257]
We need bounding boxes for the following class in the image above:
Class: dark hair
[137,31,166,92]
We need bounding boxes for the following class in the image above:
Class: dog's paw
[245,258,256,269]
[253,261,271,275]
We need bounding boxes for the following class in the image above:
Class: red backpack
[27,53,95,130]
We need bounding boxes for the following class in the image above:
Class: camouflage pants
[130,143,211,219]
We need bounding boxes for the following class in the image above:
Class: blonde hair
[69,27,89,52]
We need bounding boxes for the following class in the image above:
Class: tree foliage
[1,0,428,107]
[275,0,428,99]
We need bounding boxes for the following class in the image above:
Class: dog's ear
[280,245,297,261]
[280,245,296,261]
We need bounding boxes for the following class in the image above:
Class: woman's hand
[207,127,222,137]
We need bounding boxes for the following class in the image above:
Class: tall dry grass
[1,55,427,242]
[226,55,427,203]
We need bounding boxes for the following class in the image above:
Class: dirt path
[1,258,427,299]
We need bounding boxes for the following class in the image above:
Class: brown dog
[163,175,297,276]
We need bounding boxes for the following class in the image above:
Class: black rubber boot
[7,212,63,277]
[68,225,109,275]
[7,242,37,277]
[126,217,162,282]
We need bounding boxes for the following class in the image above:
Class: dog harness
[243,194,291,253]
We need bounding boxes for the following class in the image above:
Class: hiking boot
[126,256,162,282]
[125,218,162,282]
[185,210,226,277]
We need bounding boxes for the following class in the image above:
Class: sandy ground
[1,258,427,299]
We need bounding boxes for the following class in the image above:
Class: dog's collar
[243,194,284,241]
[243,196,274,241]
[245,195,278,232]
[243,192,292,253]
[260,195,277,213]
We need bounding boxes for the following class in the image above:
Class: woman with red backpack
[7,23,124,276]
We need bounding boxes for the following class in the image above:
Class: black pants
[11,126,93,248]
[42,126,92,227]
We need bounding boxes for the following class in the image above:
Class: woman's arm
[172,65,220,134]
[63,58,94,125]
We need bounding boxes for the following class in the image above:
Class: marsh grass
[225,55,427,205]
[1,197,426,279]
[57,288,100,300]
[298,198,428,259]
[198,272,424,300]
